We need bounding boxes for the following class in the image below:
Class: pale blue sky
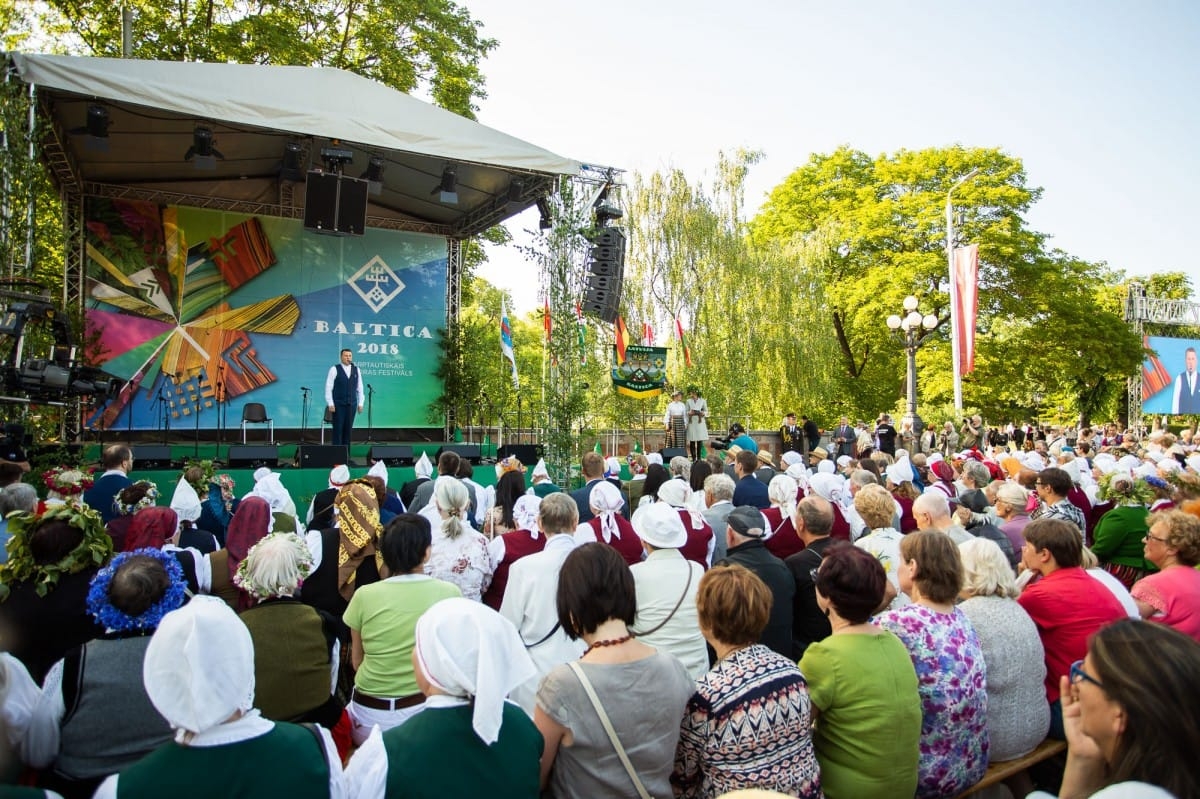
[474,0,1200,311]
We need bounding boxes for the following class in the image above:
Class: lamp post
[887,295,938,437]
[947,167,980,415]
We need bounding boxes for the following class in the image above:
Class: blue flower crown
[87,548,187,633]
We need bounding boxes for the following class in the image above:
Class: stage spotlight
[279,141,305,182]
[361,155,385,196]
[184,126,223,170]
[505,179,526,211]
[69,104,110,152]
[536,197,554,230]
[432,164,458,204]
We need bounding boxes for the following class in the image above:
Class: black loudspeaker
[303,171,369,236]
[581,227,625,323]
[369,445,414,467]
[436,444,481,464]
[296,445,348,469]
[228,445,280,469]
[497,444,543,464]
[132,445,173,469]
[661,447,688,460]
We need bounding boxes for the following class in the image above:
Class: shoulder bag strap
[523,621,561,650]
[634,563,693,637]
[567,661,653,799]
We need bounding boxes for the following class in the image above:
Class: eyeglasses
[1069,659,1104,690]
[1143,533,1170,544]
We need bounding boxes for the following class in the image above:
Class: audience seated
[799,542,920,799]
[92,596,344,798]
[345,598,542,798]
[876,530,988,798]
[534,543,693,798]
[673,564,821,799]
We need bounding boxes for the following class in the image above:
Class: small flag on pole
[543,298,552,343]
[675,316,693,367]
[615,316,629,365]
[501,299,519,389]
[576,302,587,366]
[642,322,654,346]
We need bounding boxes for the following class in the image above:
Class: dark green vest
[383,704,542,798]
[239,599,333,721]
[117,723,329,799]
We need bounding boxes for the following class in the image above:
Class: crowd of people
[0,419,1198,798]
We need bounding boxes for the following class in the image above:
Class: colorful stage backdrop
[84,199,447,431]
[1142,335,1200,415]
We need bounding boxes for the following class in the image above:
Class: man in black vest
[324,348,363,447]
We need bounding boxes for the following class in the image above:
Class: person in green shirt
[344,597,543,798]
[343,513,461,745]
[799,543,921,799]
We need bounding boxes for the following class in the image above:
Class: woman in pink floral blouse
[876,530,988,798]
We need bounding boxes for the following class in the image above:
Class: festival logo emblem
[349,255,406,313]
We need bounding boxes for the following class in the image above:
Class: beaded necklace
[581,634,633,658]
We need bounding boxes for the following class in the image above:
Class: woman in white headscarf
[575,481,642,566]
[247,469,302,534]
[763,474,804,560]
[344,599,542,798]
[92,596,345,799]
[482,495,544,610]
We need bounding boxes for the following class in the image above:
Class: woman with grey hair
[236,533,347,746]
[0,482,38,564]
[958,537,1049,763]
[424,477,492,602]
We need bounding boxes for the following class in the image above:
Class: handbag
[567,661,653,799]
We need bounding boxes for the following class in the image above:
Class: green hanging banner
[612,345,668,399]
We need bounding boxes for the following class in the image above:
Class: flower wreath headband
[115,480,160,516]
[0,501,112,600]
[43,466,94,496]
[86,547,187,633]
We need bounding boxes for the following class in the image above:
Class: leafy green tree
[750,145,1140,426]
[9,0,496,117]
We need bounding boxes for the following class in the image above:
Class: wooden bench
[953,738,1067,798]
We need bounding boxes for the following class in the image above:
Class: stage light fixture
[69,104,111,152]
[361,155,385,196]
[536,197,554,230]
[279,141,305,182]
[184,126,224,170]
[505,179,526,211]
[320,140,354,174]
[432,165,458,204]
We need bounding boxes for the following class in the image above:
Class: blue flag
[501,300,519,389]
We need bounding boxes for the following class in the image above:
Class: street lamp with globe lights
[887,295,938,437]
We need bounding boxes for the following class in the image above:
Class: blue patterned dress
[875,604,988,798]
[673,644,822,799]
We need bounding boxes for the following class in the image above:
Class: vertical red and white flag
[543,298,552,343]
[952,244,979,374]
[642,322,654,346]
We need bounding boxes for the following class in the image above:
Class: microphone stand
[366,385,375,443]
[215,366,226,464]
[300,387,311,444]
[158,379,172,445]
[193,381,201,459]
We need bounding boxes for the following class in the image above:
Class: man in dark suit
[571,451,629,523]
[730,449,769,509]
[84,444,133,523]
[832,416,855,459]
[779,414,803,456]
[1172,347,1200,413]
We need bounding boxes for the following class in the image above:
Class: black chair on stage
[241,402,274,443]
